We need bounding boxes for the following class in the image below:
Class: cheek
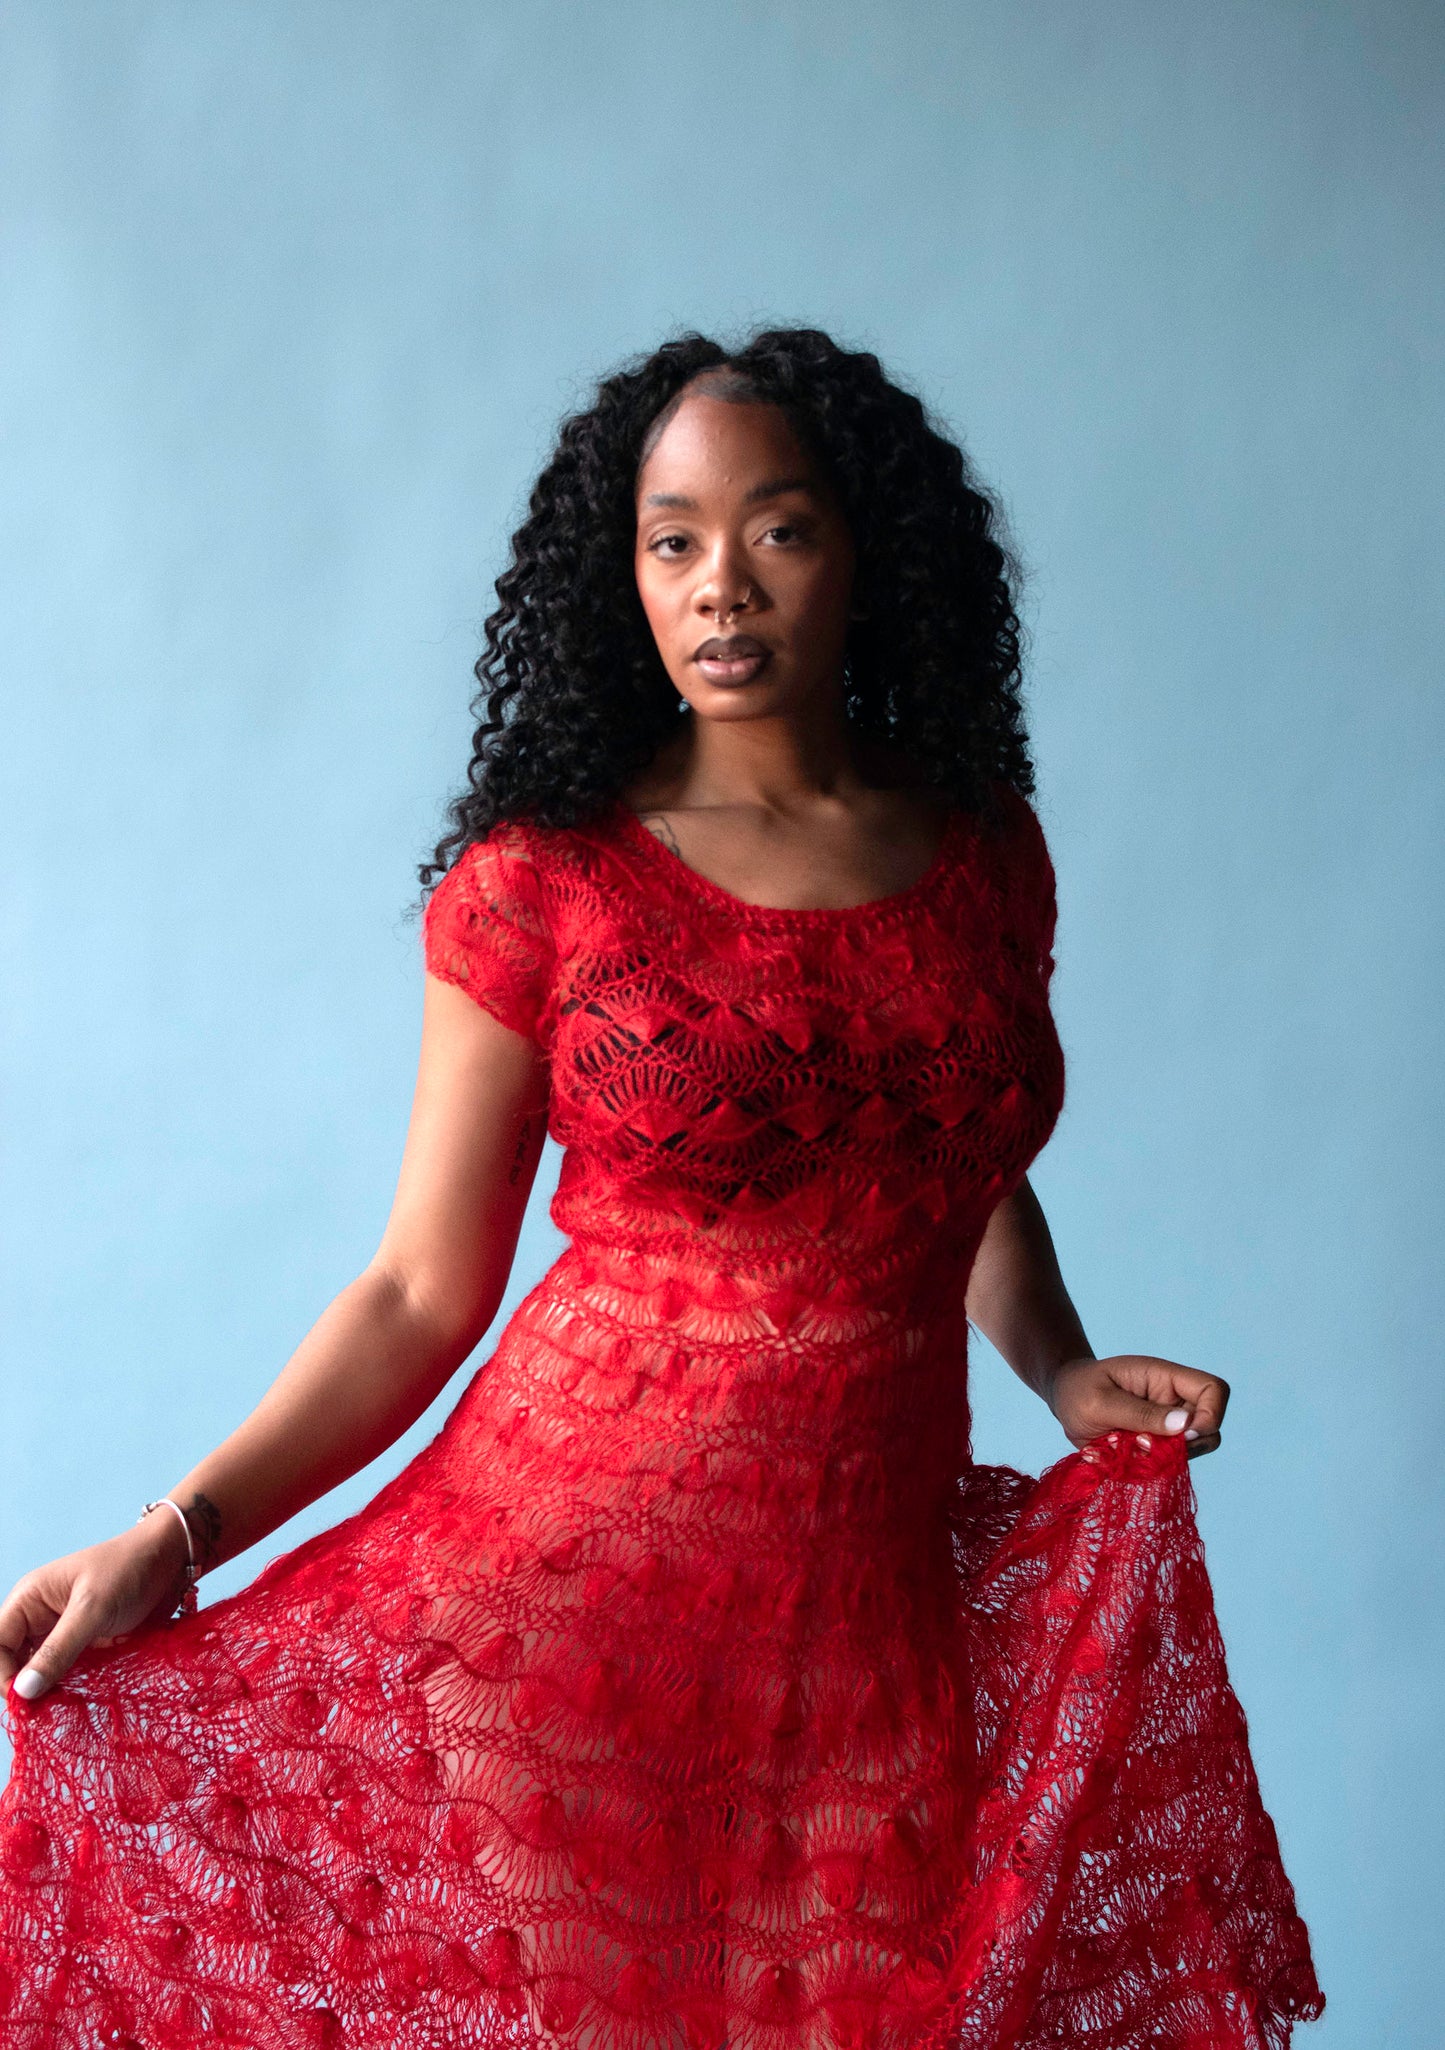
[790,551,855,629]
[635,553,681,626]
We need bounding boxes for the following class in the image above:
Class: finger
[1155,1370,1232,1440]
[1101,1361,1203,1434]
[11,1590,104,1701]
[0,1592,59,1691]
[1185,1431,1223,1459]
[1185,1376,1230,1436]
[0,1621,20,1691]
[1144,1363,1230,1435]
[1098,1383,1199,1438]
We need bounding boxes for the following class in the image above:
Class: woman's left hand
[1047,1353,1229,1460]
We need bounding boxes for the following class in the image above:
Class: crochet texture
[0,785,1324,2049]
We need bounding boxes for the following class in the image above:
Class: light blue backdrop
[2,2,1440,2039]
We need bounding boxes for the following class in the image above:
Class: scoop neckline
[608,798,964,925]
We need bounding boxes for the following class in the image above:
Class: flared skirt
[0,1297,1323,2050]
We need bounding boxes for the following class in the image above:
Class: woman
[0,327,1323,2048]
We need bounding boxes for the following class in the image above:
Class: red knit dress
[0,784,1324,2050]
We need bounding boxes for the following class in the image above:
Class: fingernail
[1136,1432,1151,1448]
[13,1669,46,1700]
[1164,1407,1189,1432]
[1185,1427,1200,1440]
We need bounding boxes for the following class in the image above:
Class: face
[633,385,858,723]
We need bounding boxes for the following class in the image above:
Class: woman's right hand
[0,1512,193,1703]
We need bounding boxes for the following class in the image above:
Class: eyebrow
[641,473,819,510]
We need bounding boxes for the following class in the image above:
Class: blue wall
[2,4,1439,2038]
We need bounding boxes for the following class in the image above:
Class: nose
[694,537,754,622]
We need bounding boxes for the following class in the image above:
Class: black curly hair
[421,326,1035,887]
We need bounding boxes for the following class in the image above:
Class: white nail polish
[1185,1428,1200,1440]
[1164,1407,1189,1431]
[13,1669,45,1700]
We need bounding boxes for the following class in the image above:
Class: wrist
[1041,1351,1096,1417]
[133,1499,195,1578]
[134,1496,206,1619]
[133,1503,183,1549]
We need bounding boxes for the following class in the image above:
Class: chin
[685,693,781,723]
[680,677,808,722]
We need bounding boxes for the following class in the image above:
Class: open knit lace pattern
[0,785,1324,2049]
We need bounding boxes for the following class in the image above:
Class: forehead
[636,391,815,499]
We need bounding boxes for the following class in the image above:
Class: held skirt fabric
[0,787,1325,2049]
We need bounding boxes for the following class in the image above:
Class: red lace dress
[0,785,1323,2050]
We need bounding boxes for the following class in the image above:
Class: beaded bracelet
[137,1497,200,1617]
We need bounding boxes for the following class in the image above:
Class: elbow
[360,1258,504,1374]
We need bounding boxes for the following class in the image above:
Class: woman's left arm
[964,1176,1228,1459]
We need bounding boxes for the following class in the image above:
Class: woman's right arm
[0,973,551,1701]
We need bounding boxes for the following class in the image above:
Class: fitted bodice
[425,784,1065,1321]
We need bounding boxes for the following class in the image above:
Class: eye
[647,533,691,557]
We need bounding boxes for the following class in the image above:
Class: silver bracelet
[137,1497,200,1616]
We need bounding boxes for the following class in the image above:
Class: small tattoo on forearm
[183,1492,223,1574]
[638,811,684,859]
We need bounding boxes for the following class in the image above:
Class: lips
[693,635,769,661]
[693,634,773,685]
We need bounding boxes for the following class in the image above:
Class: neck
[657,701,894,815]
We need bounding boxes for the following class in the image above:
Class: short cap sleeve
[990,782,1059,991]
[423,822,556,1042]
